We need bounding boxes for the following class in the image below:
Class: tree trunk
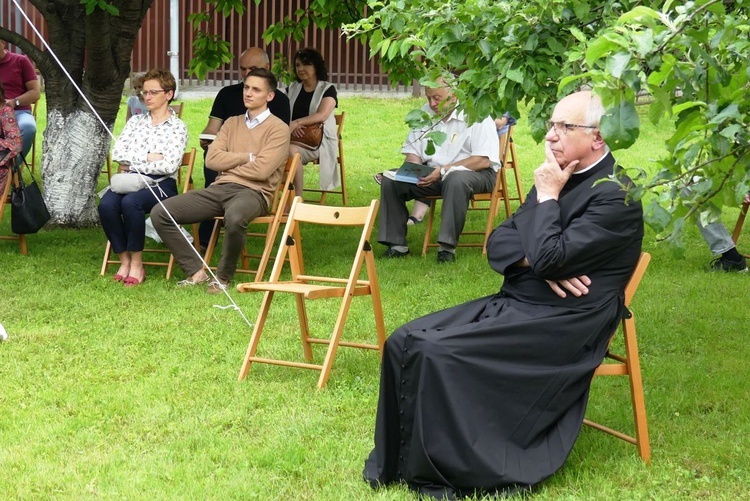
[1,0,153,227]
[42,109,111,226]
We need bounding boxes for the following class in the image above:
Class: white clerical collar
[573,151,608,175]
[245,108,271,129]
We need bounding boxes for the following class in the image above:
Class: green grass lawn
[1,95,749,499]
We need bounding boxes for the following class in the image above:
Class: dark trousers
[151,182,267,281]
[378,168,496,249]
[198,157,219,248]
[98,178,178,254]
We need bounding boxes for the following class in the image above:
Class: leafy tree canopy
[166,1,750,247]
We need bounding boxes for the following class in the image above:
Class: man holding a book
[378,80,499,263]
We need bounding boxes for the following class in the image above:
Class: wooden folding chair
[303,112,347,205]
[584,252,652,463]
[421,126,524,255]
[731,199,749,258]
[203,153,301,282]
[0,166,28,254]
[237,197,386,388]
[100,148,198,278]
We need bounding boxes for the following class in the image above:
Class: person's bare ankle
[191,270,208,282]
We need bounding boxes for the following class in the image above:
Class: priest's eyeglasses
[545,121,597,135]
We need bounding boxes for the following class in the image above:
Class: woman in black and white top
[287,48,339,198]
[99,68,187,287]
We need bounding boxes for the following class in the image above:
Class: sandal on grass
[407,216,423,226]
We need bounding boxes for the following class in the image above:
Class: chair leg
[623,316,651,464]
[203,219,222,266]
[295,294,314,362]
[421,201,438,256]
[101,240,113,276]
[238,291,275,381]
[732,201,748,256]
[365,253,387,354]
[316,292,356,388]
[19,233,27,255]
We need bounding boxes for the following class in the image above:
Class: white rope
[12,0,254,327]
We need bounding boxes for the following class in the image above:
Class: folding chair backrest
[178,148,197,193]
[169,102,185,118]
[584,251,652,463]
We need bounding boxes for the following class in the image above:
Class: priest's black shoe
[383,247,410,258]
[437,250,456,263]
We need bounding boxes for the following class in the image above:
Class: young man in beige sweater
[152,68,290,293]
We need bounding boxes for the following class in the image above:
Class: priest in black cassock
[363,90,644,499]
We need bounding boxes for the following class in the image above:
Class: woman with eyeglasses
[98,68,188,287]
[0,80,23,197]
[287,48,339,198]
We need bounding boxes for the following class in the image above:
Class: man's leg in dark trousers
[216,187,267,282]
[152,185,226,277]
[378,177,441,248]
[437,169,497,249]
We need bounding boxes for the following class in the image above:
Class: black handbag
[10,161,51,234]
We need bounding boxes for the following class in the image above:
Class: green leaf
[644,199,671,231]
[600,100,640,151]
[605,51,632,79]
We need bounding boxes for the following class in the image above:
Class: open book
[382,162,435,184]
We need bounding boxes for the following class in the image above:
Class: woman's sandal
[407,216,423,226]
[124,270,146,287]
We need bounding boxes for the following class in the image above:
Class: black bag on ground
[11,162,51,234]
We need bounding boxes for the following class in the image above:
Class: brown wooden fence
[2,0,415,93]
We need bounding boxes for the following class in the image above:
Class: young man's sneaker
[206,278,230,294]
[710,255,748,272]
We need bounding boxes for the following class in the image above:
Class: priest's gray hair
[582,92,606,130]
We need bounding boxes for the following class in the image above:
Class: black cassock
[364,153,644,498]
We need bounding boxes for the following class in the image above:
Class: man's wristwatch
[14,99,20,108]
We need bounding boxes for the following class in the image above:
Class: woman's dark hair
[0,80,5,102]
[294,48,328,82]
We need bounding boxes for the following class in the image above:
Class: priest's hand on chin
[534,142,579,203]
[545,275,591,299]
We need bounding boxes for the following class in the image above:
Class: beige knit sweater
[205,113,290,205]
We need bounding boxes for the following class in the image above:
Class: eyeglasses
[139,89,166,97]
[545,120,597,135]
[240,66,260,72]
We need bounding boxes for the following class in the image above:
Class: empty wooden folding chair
[422,126,524,255]
[203,153,301,282]
[237,197,386,388]
[584,252,652,463]
[303,111,347,205]
[100,148,198,278]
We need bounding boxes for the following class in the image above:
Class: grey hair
[582,92,605,128]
